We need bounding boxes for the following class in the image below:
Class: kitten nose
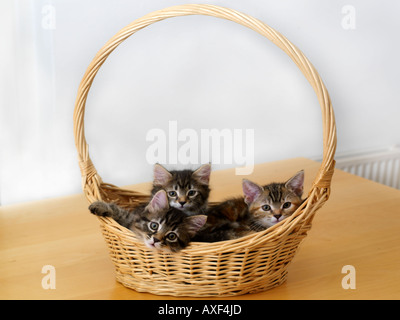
[274,214,282,220]
[179,201,186,206]
[152,237,160,243]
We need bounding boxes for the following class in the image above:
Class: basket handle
[73,4,336,202]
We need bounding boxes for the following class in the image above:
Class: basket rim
[96,185,325,255]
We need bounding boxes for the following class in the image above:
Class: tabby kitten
[89,190,207,252]
[242,170,304,230]
[193,170,304,242]
[151,163,211,216]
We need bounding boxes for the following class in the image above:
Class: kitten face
[243,170,304,230]
[152,164,211,215]
[132,190,207,252]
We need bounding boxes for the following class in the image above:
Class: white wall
[1,0,399,205]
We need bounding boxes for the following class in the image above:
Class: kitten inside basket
[89,164,304,252]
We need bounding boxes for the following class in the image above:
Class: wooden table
[1,158,399,300]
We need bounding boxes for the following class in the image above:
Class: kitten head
[133,190,207,252]
[152,163,211,215]
[242,170,304,230]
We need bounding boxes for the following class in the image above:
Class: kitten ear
[285,170,304,197]
[185,215,207,238]
[153,163,172,186]
[146,190,169,213]
[242,179,263,205]
[192,163,211,185]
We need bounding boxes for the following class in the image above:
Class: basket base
[115,269,288,297]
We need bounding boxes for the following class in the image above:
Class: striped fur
[89,190,206,252]
[151,163,211,215]
[194,171,304,242]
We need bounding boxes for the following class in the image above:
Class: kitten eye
[168,191,177,197]
[187,190,197,197]
[166,232,177,242]
[282,202,292,209]
[261,204,271,211]
[149,221,159,231]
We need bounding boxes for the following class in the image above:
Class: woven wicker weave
[73,4,336,297]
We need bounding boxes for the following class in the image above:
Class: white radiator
[334,146,400,190]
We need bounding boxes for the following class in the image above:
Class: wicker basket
[73,4,336,297]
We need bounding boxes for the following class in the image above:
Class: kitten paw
[89,201,111,217]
